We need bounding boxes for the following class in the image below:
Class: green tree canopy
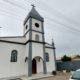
[61,55,71,62]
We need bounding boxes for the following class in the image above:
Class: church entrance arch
[32,59,37,74]
[32,56,43,74]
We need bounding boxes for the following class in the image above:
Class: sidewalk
[0,73,53,80]
[21,73,53,80]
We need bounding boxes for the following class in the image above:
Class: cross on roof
[31,4,35,8]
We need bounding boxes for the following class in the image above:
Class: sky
[0,0,80,58]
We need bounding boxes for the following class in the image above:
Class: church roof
[24,6,44,25]
[0,36,27,44]
[0,36,55,49]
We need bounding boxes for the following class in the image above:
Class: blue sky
[0,0,80,58]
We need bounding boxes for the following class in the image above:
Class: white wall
[24,19,30,41]
[37,60,43,73]
[45,48,56,73]
[24,19,30,35]
[24,43,29,74]
[0,42,27,78]
[32,31,43,42]
[25,32,29,41]
[32,43,43,59]
[31,18,43,42]
[32,18,42,32]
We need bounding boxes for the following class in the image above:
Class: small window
[26,25,28,29]
[11,50,18,62]
[45,53,49,62]
[35,34,39,41]
[35,23,39,28]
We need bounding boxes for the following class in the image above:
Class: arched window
[45,53,49,62]
[11,50,18,62]
[35,34,39,41]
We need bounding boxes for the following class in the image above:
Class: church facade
[0,6,56,78]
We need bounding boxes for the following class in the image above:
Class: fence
[57,60,80,71]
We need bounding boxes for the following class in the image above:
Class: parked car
[69,69,80,80]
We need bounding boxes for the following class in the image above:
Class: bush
[61,55,71,62]
[66,69,71,72]
[52,71,56,75]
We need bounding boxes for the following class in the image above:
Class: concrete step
[21,74,53,80]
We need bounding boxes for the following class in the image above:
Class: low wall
[57,60,80,71]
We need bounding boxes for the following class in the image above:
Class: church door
[32,59,37,74]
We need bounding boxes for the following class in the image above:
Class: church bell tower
[24,5,47,77]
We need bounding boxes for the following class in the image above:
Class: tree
[61,55,71,62]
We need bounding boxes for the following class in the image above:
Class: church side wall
[45,48,56,73]
[0,42,26,78]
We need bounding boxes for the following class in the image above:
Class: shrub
[52,71,56,75]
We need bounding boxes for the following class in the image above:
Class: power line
[1,8,80,36]
[45,16,80,36]
[2,0,80,36]
[27,0,80,28]
[26,1,80,34]
[46,22,80,38]
[3,0,27,10]
[0,1,26,19]
[2,0,80,33]
[45,16,80,33]
[0,9,23,20]
[5,0,79,28]
[38,0,80,26]
[4,0,78,28]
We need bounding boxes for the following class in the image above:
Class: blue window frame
[45,53,49,62]
[11,50,18,62]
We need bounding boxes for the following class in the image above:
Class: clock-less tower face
[32,18,42,32]
[31,18,43,42]
[24,18,43,42]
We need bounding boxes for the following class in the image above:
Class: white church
[0,6,56,78]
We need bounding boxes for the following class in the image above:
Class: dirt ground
[38,72,71,80]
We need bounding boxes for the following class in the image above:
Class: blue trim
[52,42,56,71]
[28,18,32,77]
[42,22,47,74]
